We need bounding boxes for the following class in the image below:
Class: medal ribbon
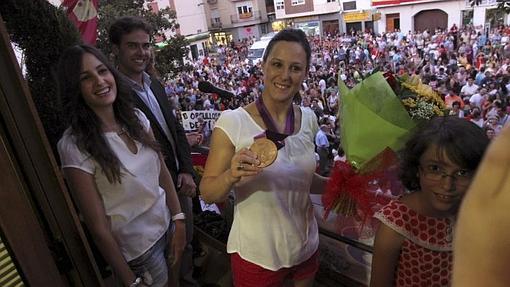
[255,95,294,149]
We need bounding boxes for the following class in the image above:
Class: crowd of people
[168,24,510,156]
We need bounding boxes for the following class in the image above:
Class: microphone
[198,81,234,99]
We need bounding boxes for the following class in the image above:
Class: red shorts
[230,251,319,287]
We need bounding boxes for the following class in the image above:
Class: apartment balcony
[266,5,275,14]
[210,21,223,29]
[230,10,263,24]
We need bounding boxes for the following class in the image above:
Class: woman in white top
[200,29,328,287]
[56,45,185,287]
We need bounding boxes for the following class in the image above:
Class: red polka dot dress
[374,200,454,287]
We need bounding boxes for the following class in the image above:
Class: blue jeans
[116,231,169,287]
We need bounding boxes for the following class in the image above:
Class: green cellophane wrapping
[339,72,416,170]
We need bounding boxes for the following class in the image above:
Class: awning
[155,31,210,48]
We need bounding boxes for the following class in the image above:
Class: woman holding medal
[200,29,328,287]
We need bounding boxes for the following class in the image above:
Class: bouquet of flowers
[385,72,445,121]
[322,71,445,224]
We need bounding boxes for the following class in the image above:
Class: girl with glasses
[370,116,489,287]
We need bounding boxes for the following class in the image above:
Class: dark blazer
[131,76,194,185]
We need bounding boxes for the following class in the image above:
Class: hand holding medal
[229,148,262,182]
[229,138,278,183]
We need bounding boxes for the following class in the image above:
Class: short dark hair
[108,16,153,45]
[399,116,489,191]
[262,28,311,69]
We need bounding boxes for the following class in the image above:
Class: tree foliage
[471,0,510,14]
[97,0,189,80]
[0,0,81,150]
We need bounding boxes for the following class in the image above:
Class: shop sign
[372,0,438,6]
[272,20,287,31]
[343,11,370,23]
[293,15,319,23]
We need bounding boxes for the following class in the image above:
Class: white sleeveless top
[215,107,319,271]
[57,109,170,261]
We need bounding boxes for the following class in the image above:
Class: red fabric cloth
[230,251,319,287]
[62,0,99,45]
[191,153,208,167]
[375,200,453,287]
[322,148,403,221]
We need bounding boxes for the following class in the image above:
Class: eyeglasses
[419,164,473,187]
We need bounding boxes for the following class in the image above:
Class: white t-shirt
[461,83,479,96]
[57,109,170,261]
[319,79,326,94]
[215,107,319,270]
[469,93,484,108]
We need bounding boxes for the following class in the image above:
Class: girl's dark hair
[400,116,489,191]
[57,44,159,183]
[262,28,312,69]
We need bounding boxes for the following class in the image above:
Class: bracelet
[172,212,186,221]
[129,277,142,287]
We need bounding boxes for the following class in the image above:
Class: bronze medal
[249,138,277,168]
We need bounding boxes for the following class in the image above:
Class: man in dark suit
[109,16,198,287]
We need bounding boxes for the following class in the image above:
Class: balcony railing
[464,0,496,6]
[230,10,262,23]
[211,21,223,29]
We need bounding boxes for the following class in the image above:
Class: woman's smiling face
[261,41,308,103]
[79,52,117,110]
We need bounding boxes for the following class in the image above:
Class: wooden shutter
[0,237,24,287]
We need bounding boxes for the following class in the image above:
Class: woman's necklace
[117,126,128,137]
[104,123,127,137]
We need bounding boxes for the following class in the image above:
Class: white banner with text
[179,110,222,131]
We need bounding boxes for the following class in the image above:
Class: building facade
[274,0,342,36]
[154,0,210,59]
[338,0,374,34]
[202,0,271,43]
[371,0,510,33]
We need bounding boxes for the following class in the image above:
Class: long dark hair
[400,116,489,191]
[57,44,159,183]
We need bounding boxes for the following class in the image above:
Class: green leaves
[96,0,188,78]
[154,35,190,81]
[470,0,510,14]
[0,0,81,150]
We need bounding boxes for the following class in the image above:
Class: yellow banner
[343,11,370,23]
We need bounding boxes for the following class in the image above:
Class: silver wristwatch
[129,277,142,287]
